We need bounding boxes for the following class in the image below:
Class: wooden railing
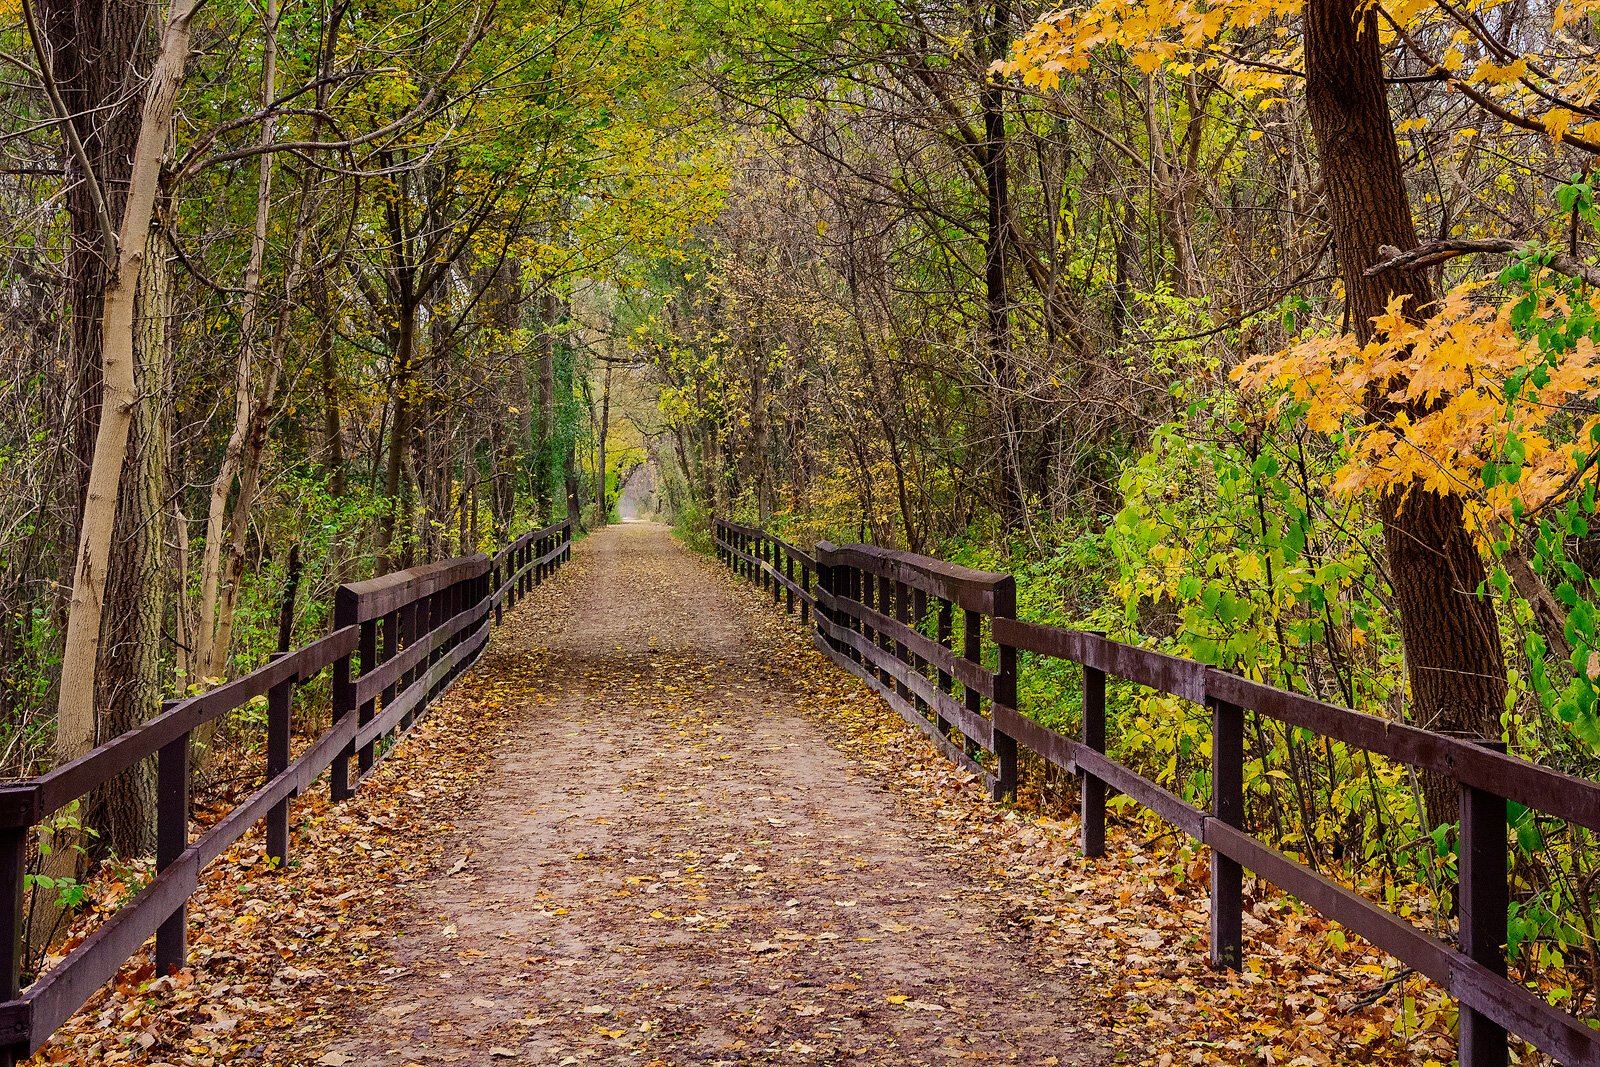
[714,517,815,623]
[712,516,1600,1067]
[0,518,572,1065]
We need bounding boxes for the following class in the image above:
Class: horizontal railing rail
[0,518,573,1064]
[711,516,1600,1067]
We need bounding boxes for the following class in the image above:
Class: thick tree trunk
[565,442,581,531]
[1304,0,1507,827]
[1144,76,1201,298]
[37,0,144,549]
[87,232,171,857]
[55,0,204,771]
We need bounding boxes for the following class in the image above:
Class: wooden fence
[714,516,1600,1067]
[0,519,572,1065]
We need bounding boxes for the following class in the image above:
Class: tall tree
[1303,0,1507,823]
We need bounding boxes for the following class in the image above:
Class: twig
[1342,967,1416,1013]
[19,0,118,257]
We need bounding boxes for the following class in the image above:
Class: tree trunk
[1144,76,1201,298]
[1304,0,1507,827]
[537,289,559,522]
[565,442,581,531]
[189,0,283,689]
[315,274,346,498]
[749,342,769,520]
[37,0,145,561]
[380,303,418,568]
[55,0,205,771]
[983,0,1024,529]
[87,228,171,857]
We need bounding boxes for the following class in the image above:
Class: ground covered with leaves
[31,523,1471,1066]
[26,590,563,1066]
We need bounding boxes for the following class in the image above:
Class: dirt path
[318,524,1111,1066]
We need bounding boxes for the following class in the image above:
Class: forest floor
[30,523,1459,1067]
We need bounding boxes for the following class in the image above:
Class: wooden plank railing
[0,518,572,1065]
[714,517,815,624]
[712,516,1600,1067]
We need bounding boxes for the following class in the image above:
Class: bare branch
[20,0,118,257]
[1365,237,1600,287]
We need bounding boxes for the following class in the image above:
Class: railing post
[1459,739,1509,1067]
[800,563,811,624]
[427,587,445,702]
[155,710,190,973]
[266,659,293,867]
[991,579,1018,803]
[1209,697,1245,970]
[0,813,25,1066]
[331,586,357,802]
[962,606,982,759]
[493,555,504,624]
[1080,662,1106,858]
[893,581,913,706]
[883,575,896,684]
[934,598,954,736]
[813,551,833,651]
[859,572,876,676]
[383,608,404,731]
[401,597,420,695]
[910,587,928,719]
[357,617,378,777]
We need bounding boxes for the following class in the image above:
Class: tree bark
[87,225,171,857]
[1304,0,1508,827]
[55,0,205,771]
[35,0,145,544]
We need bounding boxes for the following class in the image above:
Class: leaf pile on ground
[721,583,1475,1067]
